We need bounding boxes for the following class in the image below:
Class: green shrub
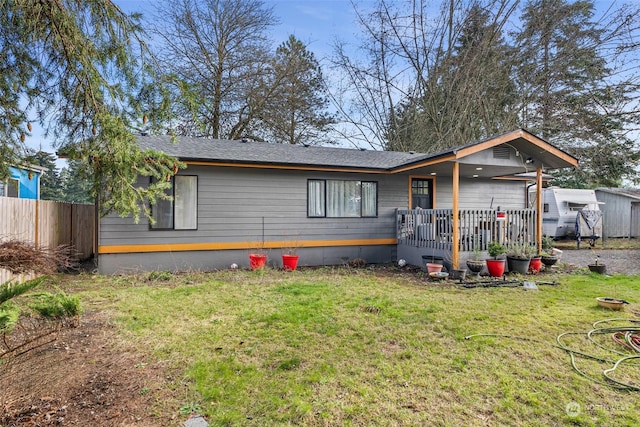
[0,277,45,305]
[0,302,20,333]
[487,241,506,259]
[28,290,82,319]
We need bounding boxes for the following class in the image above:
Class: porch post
[536,167,543,254]
[452,162,460,268]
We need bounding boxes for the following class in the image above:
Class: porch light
[430,172,436,175]
[476,167,483,170]
[472,174,479,178]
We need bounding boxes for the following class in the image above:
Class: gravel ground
[556,248,640,275]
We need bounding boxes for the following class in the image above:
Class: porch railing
[397,208,537,252]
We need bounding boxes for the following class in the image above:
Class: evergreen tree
[0,0,179,220]
[514,0,640,186]
[336,0,640,187]
[262,35,335,145]
[385,3,517,152]
[24,151,64,201]
[60,160,93,204]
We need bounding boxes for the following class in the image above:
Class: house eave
[452,129,579,169]
[183,159,394,174]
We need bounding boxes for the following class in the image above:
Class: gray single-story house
[97,129,578,274]
[595,188,640,238]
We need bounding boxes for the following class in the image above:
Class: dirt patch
[0,310,179,427]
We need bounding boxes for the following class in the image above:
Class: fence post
[35,199,39,249]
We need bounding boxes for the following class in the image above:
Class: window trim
[149,175,198,231]
[307,179,378,218]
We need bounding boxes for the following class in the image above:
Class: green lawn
[57,267,640,426]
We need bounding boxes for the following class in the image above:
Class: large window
[308,179,377,218]
[150,175,198,230]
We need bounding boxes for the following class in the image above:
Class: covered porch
[396,208,537,270]
[392,130,581,270]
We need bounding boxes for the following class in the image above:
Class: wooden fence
[0,198,95,284]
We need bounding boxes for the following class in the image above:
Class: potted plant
[486,241,506,277]
[426,262,444,273]
[529,253,542,274]
[540,235,558,268]
[466,247,485,276]
[281,240,300,271]
[443,252,466,280]
[588,255,606,274]
[506,242,535,274]
[249,242,268,270]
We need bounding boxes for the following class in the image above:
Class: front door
[411,178,433,209]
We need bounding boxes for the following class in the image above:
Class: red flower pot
[249,254,267,270]
[486,259,506,277]
[282,254,299,271]
[426,263,443,273]
[529,257,542,274]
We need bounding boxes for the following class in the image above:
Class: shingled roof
[137,135,437,171]
[136,128,578,174]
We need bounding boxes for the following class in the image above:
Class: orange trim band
[98,238,398,254]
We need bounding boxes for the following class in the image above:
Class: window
[7,179,19,198]
[308,179,377,218]
[568,202,588,211]
[543,203,549,213]
[150,175,197,230]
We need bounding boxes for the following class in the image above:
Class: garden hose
[465,318,640,391]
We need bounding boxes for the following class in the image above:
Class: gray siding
[436,178,527,209]
[99,165,408,273]
[98,164,535,273]
[596,191,637,238]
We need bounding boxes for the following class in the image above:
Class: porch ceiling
[422,161,544,180]
[418,131,577,180]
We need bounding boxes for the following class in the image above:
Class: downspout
[452,162,459,269]
[536,168,543,254]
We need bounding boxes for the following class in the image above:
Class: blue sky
[115,0,362,60]
[25,0,636,158]
[268,0,362,59]
[25,0,363,157]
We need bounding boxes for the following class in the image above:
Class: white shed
[595,188,640,238]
